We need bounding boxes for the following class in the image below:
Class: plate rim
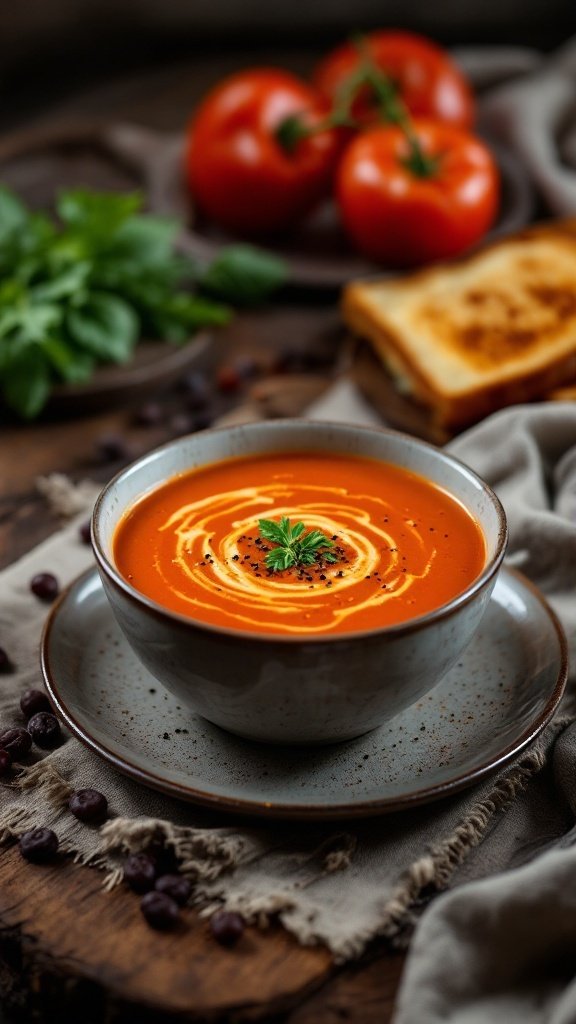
[180,135,535,290]
[41,565,568,820]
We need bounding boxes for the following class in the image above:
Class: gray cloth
[1,397,576,969]
[394,840,576,1023]
[391,402,576,1021]
[472,36,576,215]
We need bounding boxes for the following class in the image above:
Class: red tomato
[336,120,499,266]
[314,31,474,130]
[185,69,341,234]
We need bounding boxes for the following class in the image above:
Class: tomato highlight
[185,69,341,235]
[314,30,474,130]
[336,120,499,266]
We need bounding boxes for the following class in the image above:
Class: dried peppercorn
[216,366,242,394]
[19,828,59,863]
[170,413,194,436]
[79,520,92,545]
[0,647,13,673]
[96,434,130,462]
[210,910,245,946]
[124,852,157,894]
[134,401,164,427]
[181,371,209,408]
[155,874,191,907]
[140,891,180,930]
[69,788,108,824]
[0,727,32,759]
[20,689,51,720]
[28,712,62,750]
[30,573,59,602]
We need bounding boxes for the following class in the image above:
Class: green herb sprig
[258,516,338,572]
[0,187,286,418]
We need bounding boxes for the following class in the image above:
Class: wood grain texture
[0,308,404,1023]
[0,58,406,1022]
[0,846,335,1022]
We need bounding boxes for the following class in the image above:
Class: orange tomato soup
[113,452,485,636]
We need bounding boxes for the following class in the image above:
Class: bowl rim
[92,418,508,645]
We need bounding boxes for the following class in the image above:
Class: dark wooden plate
[0,119,536,291]
[162,136,536,289]
[43,331,213,417]
[0,121,214,416]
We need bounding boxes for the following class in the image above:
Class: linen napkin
[467,36,576,215]
[1,398,576,965]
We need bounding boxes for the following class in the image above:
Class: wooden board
[0,297,404,1022]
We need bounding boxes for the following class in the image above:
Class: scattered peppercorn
[19,827,59,864]
[28,712,62,750]
[69,788,108,824]
[30,573,59,602]
[182,371,209,408]
[124,852,158,894]
[0,727,32,759]
[79,520,92,545]
[0,750,12,776]
[140,890,180,930]
[192,411,213,432]
[170,412,194,436]
[134,401,164,427]
[155,874,191,907]
[144,839,178,875]
[210,910,245,947]
[217,366,242,394]
[234,355,260,380]
[0,647,13,673]
[20,689,51,720]
[96,434,130,462]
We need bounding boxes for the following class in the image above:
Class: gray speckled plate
[41,566,567,820]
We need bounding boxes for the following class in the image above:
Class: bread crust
[343,218,576,428]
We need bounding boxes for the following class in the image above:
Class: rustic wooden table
[0,305,406,1022]
[0,51,410,1022]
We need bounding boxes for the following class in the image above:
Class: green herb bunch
[0,187,285,418]
[258,516,338,571]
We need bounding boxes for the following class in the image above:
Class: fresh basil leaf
[290,521,306,541]
[0,186,30,237]
[151,295,232,338]
[113,216,180,266]
[259,516,338,572]
[30,263,90,303]
[0,186,285,420]
[265,547,294,571]
[173,294,232,327]
[0,302,62,344]
[201,245,287,306]
[298,530,335,552]
[43,336,95,383]
[294,550,317,566]
[57,190,142,237]
[1,347,51,418]
[67,292,138,362]
[258,519,287,545]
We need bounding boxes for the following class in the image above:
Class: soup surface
[113,452,486,636]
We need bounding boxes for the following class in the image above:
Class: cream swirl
[155,483,435,634]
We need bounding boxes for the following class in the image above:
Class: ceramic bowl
[92,420,507,745]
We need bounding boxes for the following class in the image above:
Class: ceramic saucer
[41,567,567,820]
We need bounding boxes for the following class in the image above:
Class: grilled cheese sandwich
[343,219,576,430]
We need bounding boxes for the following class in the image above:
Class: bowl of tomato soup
[92,420,507,744]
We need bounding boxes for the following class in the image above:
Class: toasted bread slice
[343,220,576,429]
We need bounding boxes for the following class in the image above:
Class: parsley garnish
[0,187,286,418]
[258,517,338,572]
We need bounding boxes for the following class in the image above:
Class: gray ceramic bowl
[92,420,507,745]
